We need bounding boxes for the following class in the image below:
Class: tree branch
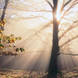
[64,0,72,7]
[59,22,78,40]
[61,0,78,19]
[60,35,78,48]
[16,20,53,46]
[45,0,53,10]
[58,52,78,56]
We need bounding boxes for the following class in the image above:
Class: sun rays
[0,0,78,74]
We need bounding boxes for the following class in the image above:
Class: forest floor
[0,68,78,78]
[0,69,48,78]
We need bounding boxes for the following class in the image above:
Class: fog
[0,0,78,71]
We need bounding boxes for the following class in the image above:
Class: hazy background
[0,0,78,71]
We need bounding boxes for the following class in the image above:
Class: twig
[58,52,78,56]
[45,0,53,10]
[64,0,72,7]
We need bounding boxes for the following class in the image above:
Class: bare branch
[58,52,78,56]
[45,0,53,10]
[18,16,48,20]
[60,35,78,48]
[61,1,78,19]
[64,0,72,7]
[59,23,78,40]
[16,20,53,46]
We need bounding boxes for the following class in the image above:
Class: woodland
[0,0,78,78]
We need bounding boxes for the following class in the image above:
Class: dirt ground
[0,68,78,78]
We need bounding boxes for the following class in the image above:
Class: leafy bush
[0,19,24,55]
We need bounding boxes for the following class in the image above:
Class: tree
[45,0,78,78]
[0,0,24,55]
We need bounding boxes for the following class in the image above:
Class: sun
[56,11,61,21]
[56,0,64,21]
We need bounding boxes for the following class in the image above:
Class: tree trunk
[48,6,59,78]
[1,0,9,20]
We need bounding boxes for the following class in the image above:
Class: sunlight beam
[56,0,64,21]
